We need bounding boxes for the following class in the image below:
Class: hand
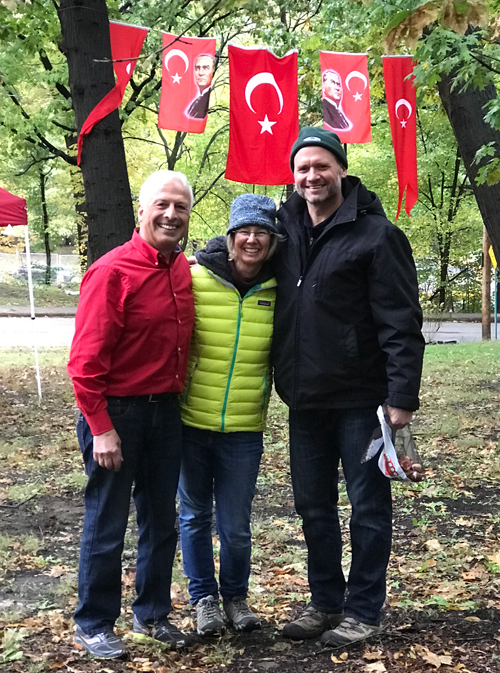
[93,429,123,471]
[385,405,413,430]
[187,255,198,267]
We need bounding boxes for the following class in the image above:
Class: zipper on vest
[220,282,274,431]
[220,294,243,432]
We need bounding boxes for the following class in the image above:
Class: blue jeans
[178,425,263,604]
[289,407,392,625]
[75,395,182,635]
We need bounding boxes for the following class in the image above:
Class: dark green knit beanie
[289,127,348,170]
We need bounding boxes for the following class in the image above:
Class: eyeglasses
[234,229,271,240]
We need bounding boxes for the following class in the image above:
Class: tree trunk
[58,0,135,267]
[39,169,51,285]
[437,73,500,259]
[482,225,491,340]
[66,133,88,272]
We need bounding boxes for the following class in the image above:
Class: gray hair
[139,170,194,211]
[227,231,281,262]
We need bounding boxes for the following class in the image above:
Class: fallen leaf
[465,616,481,622]
[415,644,442,668]
[439,655,453,665]
[363,649,383,661]
[425,539,442,552]
[365,662,386,672]
[331,652,348,663]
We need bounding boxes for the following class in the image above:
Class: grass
[0,281,79,307]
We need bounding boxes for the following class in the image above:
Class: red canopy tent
[0,186,42,398]
[0,186,28,227]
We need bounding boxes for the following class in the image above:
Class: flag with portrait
[319,52,372,144]
[158,33,216,133]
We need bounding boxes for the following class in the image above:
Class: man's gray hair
[139,170,194,211]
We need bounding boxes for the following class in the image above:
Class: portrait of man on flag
[321,69,352,132]
[186,54,215,119]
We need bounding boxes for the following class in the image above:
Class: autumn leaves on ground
[1,343,500,673]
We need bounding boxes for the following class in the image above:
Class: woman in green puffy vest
[179,194,278,637]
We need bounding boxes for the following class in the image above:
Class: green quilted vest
[181,264,276,432]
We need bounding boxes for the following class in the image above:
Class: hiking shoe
[223,596,261,632]
[321,617,382,647]
[133,614,197,648]
[74,626,126,659]
[282,604,344,640]
[195,595,226,636]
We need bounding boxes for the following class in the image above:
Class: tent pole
[24,225,42,400]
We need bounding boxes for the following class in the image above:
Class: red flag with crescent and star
[158,33,216,133]
[383,55,418,220]
[225,45,298,185]
[319,52,372,144]
[77,20,149,165]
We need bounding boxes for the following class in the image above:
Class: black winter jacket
[272,176,424,412]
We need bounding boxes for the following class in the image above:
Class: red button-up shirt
[67,230,195,436]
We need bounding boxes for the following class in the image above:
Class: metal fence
[0,251,81,283]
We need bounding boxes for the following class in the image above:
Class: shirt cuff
[86,409,114,436]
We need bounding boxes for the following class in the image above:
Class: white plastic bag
[362,406,411,481]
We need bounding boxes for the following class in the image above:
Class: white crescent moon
[164,49,189,73]
[126,62,132,75]
[245,72,283,114]
[395,98,412,119]
[345,71,367,91]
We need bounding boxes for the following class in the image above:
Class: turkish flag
[158,33,216,133]
[319,52,372,144]
[383,56,418,220]
[0,187,27,226]
[225,45,298,185]
[77,20,149,165]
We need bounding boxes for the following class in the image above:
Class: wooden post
[482,225,491,340]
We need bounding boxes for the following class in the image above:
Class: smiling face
[322,71,343,104]
[138,178,191,258]
[194,55,214,89]
[231,226,271,278]
[294,146,347,210]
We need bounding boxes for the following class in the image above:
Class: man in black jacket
[274,127,424,647]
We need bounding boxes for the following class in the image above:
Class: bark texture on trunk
[438,73,500,259]
[58,0,135,266]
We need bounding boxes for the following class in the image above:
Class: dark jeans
[178,425,263,604]
[75,395,182,635]
[289,407,392,625]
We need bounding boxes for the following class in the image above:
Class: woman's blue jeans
[289,407,392,625]
[178,425,263,604]
[74,395,182,635]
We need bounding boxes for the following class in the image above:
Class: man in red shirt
[68,170,195,659]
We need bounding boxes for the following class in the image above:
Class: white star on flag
[353,91,363,101]
[400,119,407,128]
[258,114,277,134]
[171,73,182,84]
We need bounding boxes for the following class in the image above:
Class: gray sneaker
[282,604,344,640]
[223,597,261,632]
[195,595,226,636]
[74,626,126,659]
[321,617,382,647]
[133,614,197,648]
